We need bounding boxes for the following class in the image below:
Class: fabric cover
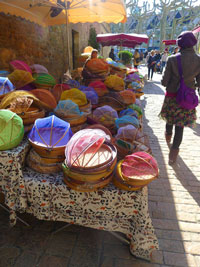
[54,100,83,117]
[0,90,41,110]
[33,73,56,89]
[8,70,34,89]
[115,115,140,129]
[86,58,109,74]
[31,64,48,74]
[88,81,108,96]
[79,85,98,105]
[119,90,136,104]
[0,71,10,77]
[10,60,32,73]
[121,152,159,179]
[30,89,57,110]
[60,88,87,106]
[0,77,15,96]
[119,108,138,119]
[115,125,142,142]
[51,84,71,102]
[0,109,24,150]
[65,129,109,168]
[65,79,80,89]
[29,115,73,148]
[93,105,118,127]
[128,104,143,117]
[104,75,125,91]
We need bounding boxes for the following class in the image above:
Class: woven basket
[98,96,125,112]
[29,148,65,164]
[62,156,117,182]
[113,174,143,191]
[79,100,92,114]
[27,151,62,174]
[30,141,66,160]
[116,158,158,187]
[22,109,45,125]
[61,115,87,127]
[63,172,113,192]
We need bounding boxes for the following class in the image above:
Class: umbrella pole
[65,2,71,72]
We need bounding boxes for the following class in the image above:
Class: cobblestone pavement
[0,66,200,267]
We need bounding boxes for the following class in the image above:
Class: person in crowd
[82,49,99,82]
[160,31,200,164]
[173,46,179,54]
[147,50,156,80]
[109,48,115,61]
[160,48,169,74]
[144,50,148,58]
[140,51,144,62]
[154,50,161,72]
[133,49,140,69]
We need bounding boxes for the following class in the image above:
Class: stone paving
[0,66,200,267]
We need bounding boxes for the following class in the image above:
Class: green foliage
[118,50,133,65]
[88,26,100,50]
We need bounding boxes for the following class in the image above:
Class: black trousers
[148,66,154,79]
[166,124,184,149]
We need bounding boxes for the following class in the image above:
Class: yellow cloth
[60,88,87,106]
[104,75,125,91]
[133,52,140,66]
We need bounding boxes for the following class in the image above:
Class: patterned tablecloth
[0,140,158,261]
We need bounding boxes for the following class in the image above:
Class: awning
[162,40,176,45]
[96,33,149,48]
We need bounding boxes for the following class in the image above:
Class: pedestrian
[147,50,156,80]
[173,46,179,54]
[159,31,200,164]
[133,49,140,69]
[160,48,169,74]
[109,48,115,61]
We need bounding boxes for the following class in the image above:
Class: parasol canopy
[192,25,200,34]
[97,33,149,48]
[162,40,177,46]
[0,0,127,26]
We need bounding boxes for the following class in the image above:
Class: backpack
[176,54,198,110]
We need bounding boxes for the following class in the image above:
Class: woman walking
[147,50,156,80]
[160,31,200,164]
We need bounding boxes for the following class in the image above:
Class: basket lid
[0,109,24,150]
[10,60,32,73]
[0,77,15,96]
[28,115,73,148]
[121,152,159,180]
[65,128,111,168]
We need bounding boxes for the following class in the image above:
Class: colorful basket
[28,115,73,161]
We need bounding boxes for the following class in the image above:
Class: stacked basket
[27,115,73,173]
[0,90,45,132]
[62,129,117,192]
[113,152,159,191]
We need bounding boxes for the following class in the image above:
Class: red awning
[193,26,200,34]
[96,33,149,48]
[162,40,176,45]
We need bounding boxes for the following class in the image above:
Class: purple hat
[177,31,197,49]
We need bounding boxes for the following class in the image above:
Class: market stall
[96,33,149,48]
[0,139,158,261]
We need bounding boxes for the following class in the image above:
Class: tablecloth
[0,140,158,261]
[0,138,30,224]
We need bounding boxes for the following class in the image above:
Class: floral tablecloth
[0,140,158,261]
[0,138,31,224]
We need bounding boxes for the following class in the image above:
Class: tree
[155,0,198,50]
[88,26,100,50]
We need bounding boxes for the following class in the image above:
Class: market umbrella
[96,33,149,48]
[0,0,127,69]
[162,40,176,46]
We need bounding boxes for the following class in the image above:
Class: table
[0,140,158,261]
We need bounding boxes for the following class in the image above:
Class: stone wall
[0,13,109,81]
